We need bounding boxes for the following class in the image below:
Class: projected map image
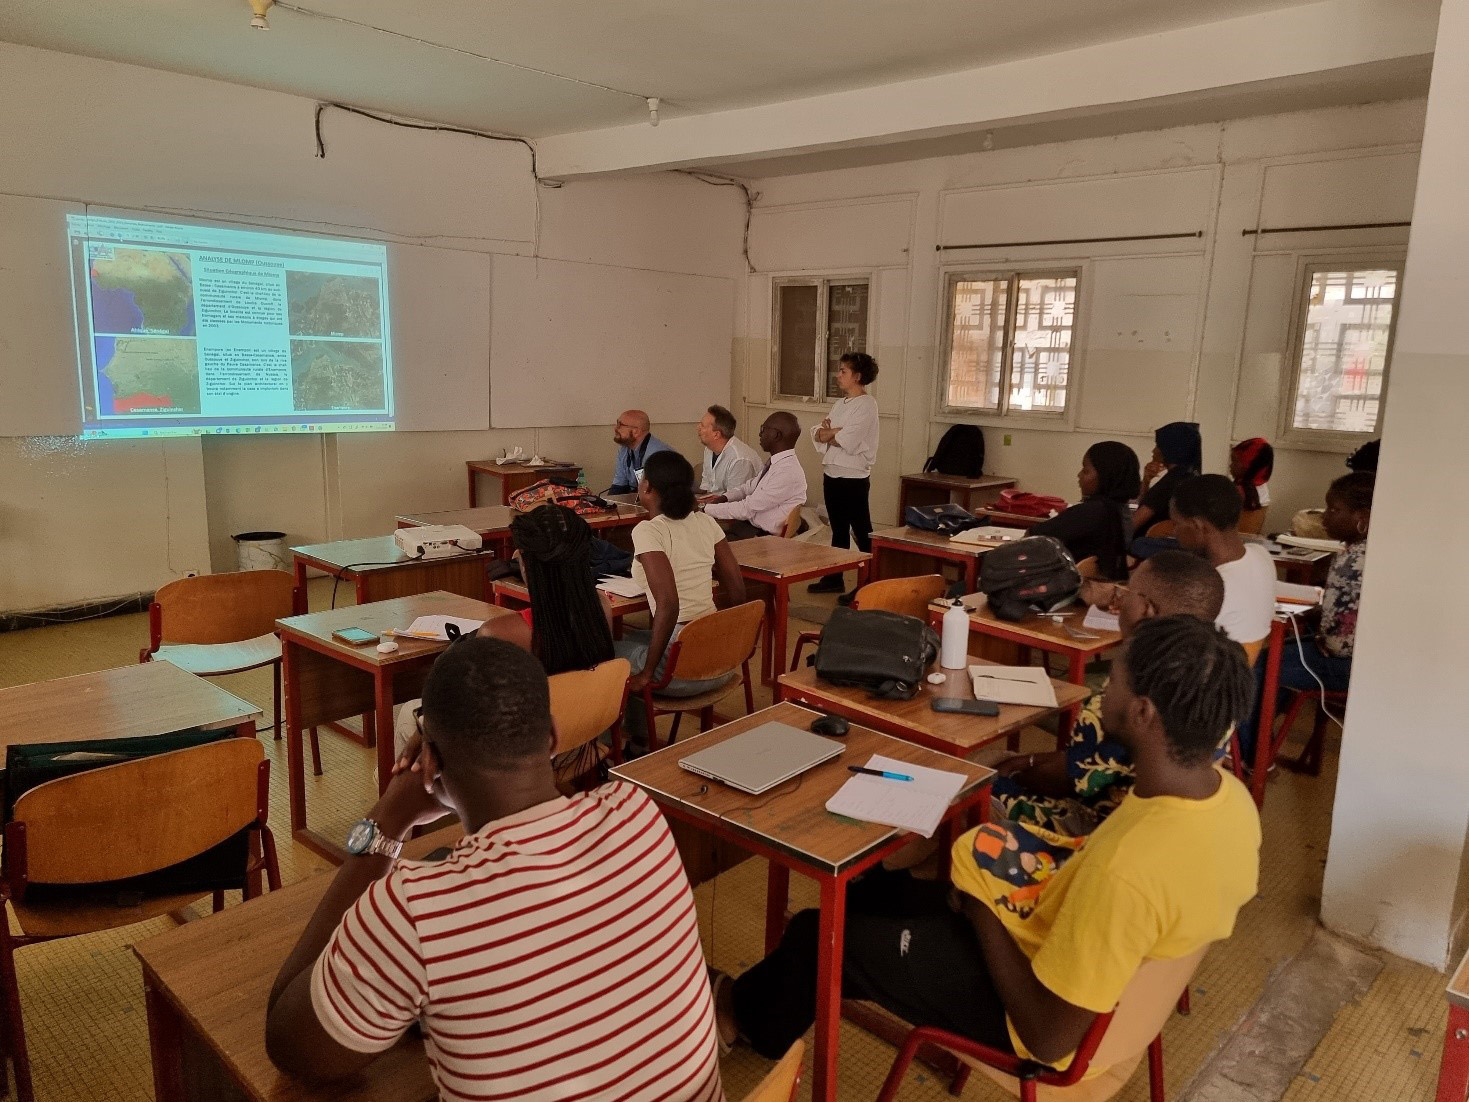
[291,341,386,411]
[95,336,201,414]
[89,248,196,335]
[286,272,382,338]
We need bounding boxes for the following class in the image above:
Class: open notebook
[826,754,969,838]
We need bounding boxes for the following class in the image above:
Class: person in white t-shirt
[1170,474,1275,647]
[808,352,880,599]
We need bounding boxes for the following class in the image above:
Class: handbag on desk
[509,478,616,516]
[905,503,982,536]
[813,607,939,700]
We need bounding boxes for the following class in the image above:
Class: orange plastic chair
[780,505,804,538]
[548,658,631,775]
[1237,508,1267,535]
[790,574,947,673]
[1144,519,1175,539]
[632,601,765,749]
[741,1039,805,1101]
[0,739,280,1102]
[1075,556,1101,580]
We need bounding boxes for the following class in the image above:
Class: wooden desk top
[869,526,1008,557]
[291,536,492,575]
[901,473,1018,491]
[397,503,645,534]
[732,536,869,580]
[134,827,462,1102]
[935,594,1123,656]
[977,508,1051,529]
[276,593,512,668]
[0,662,259,752]
[491,577,649,618]
[611,702,992,874]
[464,459,578,478]
[779,663,1089,755]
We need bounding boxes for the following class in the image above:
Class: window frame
[769,273,875,405]
[935,265,1085,426]
[1278,250,1405,451]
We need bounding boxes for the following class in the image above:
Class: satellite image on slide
[286,272,382,338]
[88,248,196,335]
[95,336,201,414]
[290,341,385,411]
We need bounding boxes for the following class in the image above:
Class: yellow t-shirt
[630,512,725,624]
[951,769,1260,1069]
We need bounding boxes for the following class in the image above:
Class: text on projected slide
[67,215,395,438]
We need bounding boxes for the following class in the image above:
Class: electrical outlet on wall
[1003,434,1012,446]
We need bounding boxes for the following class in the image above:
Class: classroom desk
[611,702,992,1102]
[1245,603,1318,810]
[896,473,1017,525]
[0,661,260,755]
[1436,948,1469,1102]
[135,826,461,1102]
[976,507,1052,530]
[277,592,513,861]
[465,458,579,507]
[490,576,650,623]
[396,502,646,557]
[777,662,1089,759]
[290,536,494,613]
[731,537,870,685]
[1270,545,1333,586]
[930,594,1121,738]
[868,525,1008,592]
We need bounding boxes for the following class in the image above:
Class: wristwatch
[345,819,404,860]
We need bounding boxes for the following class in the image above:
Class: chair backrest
[1144,519,1175,539]
[853,575,948,621]
[1086,946,1209,1071]
[9,739,264,886]
[153,569,295,645]
[740,1038,804,1102]
[1075,556,1101,580]
[1241,637,1266,667]
[1237,507,1267,535]
[669,600,766,682]
[780,506,804,539]
[549,658,631,754]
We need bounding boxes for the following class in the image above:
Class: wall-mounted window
[772,277,870,402]
[940,270,1079,417]
[1284,264,1401,440]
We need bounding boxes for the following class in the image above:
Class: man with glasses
[607,409,672,496]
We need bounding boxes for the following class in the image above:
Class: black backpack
[812,607,939,700]
[978,536,1082,622]
[924,424,986,478]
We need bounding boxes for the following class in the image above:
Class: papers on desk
[949,525,1024,546]
[825,754,968,838]
[392,615,485,642]
[596,575,645,599]
[967,665,1057,708]
[1275,582,1323,606]
[1082,605,1121,633]
[1276,534,1344,554]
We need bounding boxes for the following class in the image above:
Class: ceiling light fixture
[249,0,274,30]
[647,97,660,127]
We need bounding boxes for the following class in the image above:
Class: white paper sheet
[392,615,485,641]
[1274,582,1323,606]
[949,525,1025,545]
[825,754,968,838]
[596,575,645,598]
[1082,606,1121,632]
[967,665,1058,708]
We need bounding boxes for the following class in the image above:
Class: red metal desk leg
[766,581,791,687]
[291,558,309,615]
[765,863,791,956]
[1060,651,1087,746]
[468,466,478,508]
[283,641,307,833]
[1436,1003,1469,1102]
[1252,619,1286,809]
[143,982,185,1102]
[374,670,396,795]
[811,875,848,1102]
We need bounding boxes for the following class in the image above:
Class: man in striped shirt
[266,637,724,1101]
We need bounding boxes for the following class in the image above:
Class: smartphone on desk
[331,627,379,646]
[930,697,1000,717]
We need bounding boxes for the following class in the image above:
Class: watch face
[345,820,375,855]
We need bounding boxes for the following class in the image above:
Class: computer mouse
[810,713,849,737]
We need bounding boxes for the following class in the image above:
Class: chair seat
[155,634,281,676]
[975,1051,1142,1101]
[9,888,214,939]
[651,679,743,713]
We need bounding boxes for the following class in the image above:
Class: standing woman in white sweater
[807,352,880,600]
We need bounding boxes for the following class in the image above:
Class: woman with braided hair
[507,504,616,676]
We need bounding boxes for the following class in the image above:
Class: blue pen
[848,765,914,782]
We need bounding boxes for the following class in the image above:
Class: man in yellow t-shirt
[712,614,1261,1074]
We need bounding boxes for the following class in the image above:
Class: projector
[394,525,483,560]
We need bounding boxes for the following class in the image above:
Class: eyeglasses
[413,705,426,738]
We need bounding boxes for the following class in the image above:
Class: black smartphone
[331,627,379,646]
[930,697,1001,717]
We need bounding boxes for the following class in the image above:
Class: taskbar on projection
[82,421,394,439]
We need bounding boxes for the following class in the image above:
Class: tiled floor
[0,582,1451,1100]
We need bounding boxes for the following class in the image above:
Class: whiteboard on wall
[490,255,734,428]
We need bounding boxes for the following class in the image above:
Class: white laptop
[678,721,845,794]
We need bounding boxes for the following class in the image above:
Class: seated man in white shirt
[698,404,762,496]
[703,411,807,541]
[1170,474,1276,648]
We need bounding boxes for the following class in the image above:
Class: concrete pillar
[1320,0,1469,968]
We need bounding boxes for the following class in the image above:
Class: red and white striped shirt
[310,783,725,1102]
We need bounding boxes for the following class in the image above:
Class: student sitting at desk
[1234,470,1374,762]
[991,551,1225,835]
[606,408,673,495]
[702,411,807,541]
[1170,474,1275,647]
[618,450,747,750]
[713,616,1259,1072]
[1230,437,1274,510]
[698,403,762,496]
[1130,420,1202,557]
[1028,440,1140,580]
[266,638,725,1100]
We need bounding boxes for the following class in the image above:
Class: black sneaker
[807,575,845,594]
[836,589,859,606]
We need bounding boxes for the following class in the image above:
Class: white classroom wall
[0,41,745,612]
[736,99,1426,531]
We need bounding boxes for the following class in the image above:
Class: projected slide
[68,215,394,439]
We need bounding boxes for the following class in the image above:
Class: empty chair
[790,574,947,672]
